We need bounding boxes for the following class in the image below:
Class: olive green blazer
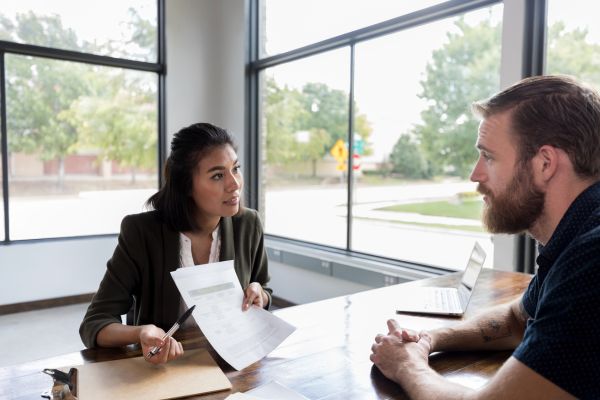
[79,208,271,348]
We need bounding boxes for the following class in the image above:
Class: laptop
[396,242,487,317]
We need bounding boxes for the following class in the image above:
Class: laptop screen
[460,242,486,290]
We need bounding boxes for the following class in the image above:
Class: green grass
[376,199,483,220]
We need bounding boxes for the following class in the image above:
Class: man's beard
[478,163,545,234]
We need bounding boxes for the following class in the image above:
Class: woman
[80,123,271,364]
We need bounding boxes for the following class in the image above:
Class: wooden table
[0,269,531,400]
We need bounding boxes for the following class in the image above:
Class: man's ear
[535,145,559,183]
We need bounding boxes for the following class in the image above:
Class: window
[351,6,502,267]
[0,1,162,241]
[261,49,350,248]
[261,0,446,57]
[256,1,502,270]
[0,0,157,62]
[546,0,600,89]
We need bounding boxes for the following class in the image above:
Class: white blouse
[178,226,221,267]
[177,226,221,328]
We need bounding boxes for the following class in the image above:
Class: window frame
[246,0,544,273]
[0,0,166,244]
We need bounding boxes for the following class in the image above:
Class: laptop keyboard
[426,288,462,313]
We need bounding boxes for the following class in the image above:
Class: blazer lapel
[220,216,235,261]
[161,222,181,326]
[220,216,247,288]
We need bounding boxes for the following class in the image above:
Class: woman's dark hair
[146,122,237,232]
[472,75,600,178]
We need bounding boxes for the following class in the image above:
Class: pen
[146,305,196,359]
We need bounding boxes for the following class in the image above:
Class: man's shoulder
[572,205,600,247]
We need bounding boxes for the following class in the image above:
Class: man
[370,75,600,399]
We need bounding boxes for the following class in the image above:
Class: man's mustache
[477,184,492,197]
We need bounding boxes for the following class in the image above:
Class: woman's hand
[139,324,184,364]
[242,282,268,311]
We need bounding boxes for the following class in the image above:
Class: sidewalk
[350,200,482,227]
[350,201,481,226]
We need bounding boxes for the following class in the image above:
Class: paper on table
[171,260,296,370]
[224,393,263,400]
[246,380,311,400]
[225,381,310,400]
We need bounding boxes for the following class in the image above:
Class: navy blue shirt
[513,181,600,399]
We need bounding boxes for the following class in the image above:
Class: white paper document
[224,394,263,400]
[246,380,310,400]
[171,260,296,370]
[225,381,310,400]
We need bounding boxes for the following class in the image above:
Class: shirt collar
[536,180,600,273]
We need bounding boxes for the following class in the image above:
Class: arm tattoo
[479,319,512,342]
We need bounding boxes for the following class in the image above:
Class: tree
[413,18,501,178]
[2,12,91,186]
[293,128,329,177]
[0,10,158,186]
[264,77,373,176]
[126,8,158,61]
[299,82,349,149]
[264,79,307,166]
[389,134,429,179]
[545,22,600,85]
[99,8,157,61]
[412,18,600,179]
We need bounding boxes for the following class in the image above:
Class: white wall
[0,238,116,305]
[165,0,246,150]
[0,0,247,306]
[269,261,373,305]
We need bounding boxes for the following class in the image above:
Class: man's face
[470,111,545,234]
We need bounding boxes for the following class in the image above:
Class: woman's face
[190,144,242,221]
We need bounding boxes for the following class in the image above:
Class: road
[265,180,493,269]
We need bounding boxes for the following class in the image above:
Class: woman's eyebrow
[206,165,225,173]
[206,159,238,173]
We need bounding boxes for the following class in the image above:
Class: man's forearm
[429,300,526,353]
[397,363,476,400]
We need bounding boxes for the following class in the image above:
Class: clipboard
[49,349,231,400]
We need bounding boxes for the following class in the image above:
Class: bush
[389,135,430,179]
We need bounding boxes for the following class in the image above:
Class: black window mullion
[516,0,547,273]
[0,40,161,73]
[346,44,356,251]
[157,0,166,189]
[522,0,547,77]
[246,0,261,211]
[0,51,9,242]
